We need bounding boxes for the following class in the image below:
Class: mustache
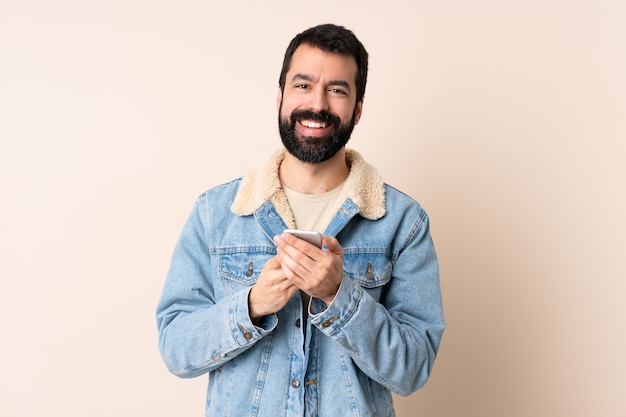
[290,109,341,126]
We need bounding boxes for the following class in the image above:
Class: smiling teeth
[301,120,327,128]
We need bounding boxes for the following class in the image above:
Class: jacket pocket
[217,248,274,294]
[343,251,392,301]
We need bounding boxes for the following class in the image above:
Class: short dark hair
[278,24,369,104]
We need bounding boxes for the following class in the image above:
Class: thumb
[266,255,282,269]
[321,235,344,256]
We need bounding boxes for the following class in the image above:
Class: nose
[306,87,329,112]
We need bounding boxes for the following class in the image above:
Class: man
[156,23,445,417]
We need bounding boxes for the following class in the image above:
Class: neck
[279,148,349,194]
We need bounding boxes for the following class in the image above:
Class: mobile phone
[283,229,323,248]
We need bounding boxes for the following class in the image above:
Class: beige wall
[1,1,624,416]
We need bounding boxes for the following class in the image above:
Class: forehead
[286,44,358,86]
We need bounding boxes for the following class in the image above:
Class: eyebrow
[291,73,353,92]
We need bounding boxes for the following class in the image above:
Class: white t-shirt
[282,183,344,232]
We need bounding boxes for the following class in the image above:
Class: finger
[279,249,319,287]
[275,233,320,260]
[264,255,283,270]
[276,235,321,275]
[280,261,305,285]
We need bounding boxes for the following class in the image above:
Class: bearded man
[156,23,445,417]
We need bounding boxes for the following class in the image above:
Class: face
[278,44,363,164]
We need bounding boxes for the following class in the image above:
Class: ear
[353,99,364,125]
[276,88,283,111]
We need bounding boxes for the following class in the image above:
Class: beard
[278,103,357,164]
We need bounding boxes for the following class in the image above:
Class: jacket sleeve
[155,198,277,378]
[310,208,445,396]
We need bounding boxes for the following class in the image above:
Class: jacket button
[295,319,301,328]
[239,324,253,340]
[291,379,300,388]
[321,315,338,328]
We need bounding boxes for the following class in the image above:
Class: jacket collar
[231,148,386,224]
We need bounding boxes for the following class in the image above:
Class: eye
[295,83,310,90]
[329,87,347,95]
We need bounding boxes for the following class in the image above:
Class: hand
[273,233,344,306]
[248,256,299,322]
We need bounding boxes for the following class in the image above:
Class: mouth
[300,120,329,129]
[297,119,333,137]
[287,109,340,139]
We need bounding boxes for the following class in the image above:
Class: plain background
[1,1,624,416]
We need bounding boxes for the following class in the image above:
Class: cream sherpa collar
[230,148,386,226]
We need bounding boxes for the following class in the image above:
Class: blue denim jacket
[156,149,445,417]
